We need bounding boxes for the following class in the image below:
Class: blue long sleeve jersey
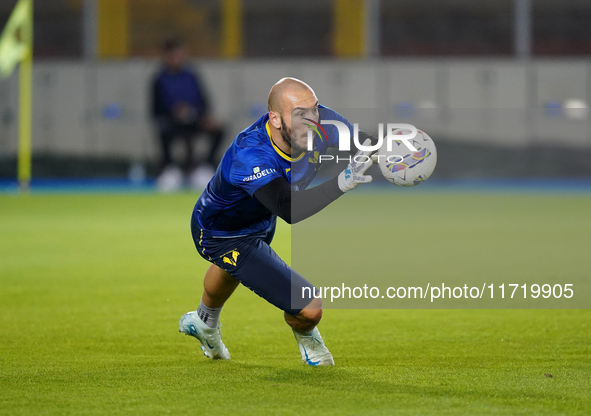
[193,105,354,237]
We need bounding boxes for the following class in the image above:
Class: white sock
[197,300,222,329]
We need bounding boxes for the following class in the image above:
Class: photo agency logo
[304,119,420,164]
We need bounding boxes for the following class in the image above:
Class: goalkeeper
[179,77,377,366]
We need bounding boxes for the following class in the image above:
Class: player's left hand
[337,139,374,193]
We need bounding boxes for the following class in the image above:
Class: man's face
[278,90,319,154]
[164,47,187,71]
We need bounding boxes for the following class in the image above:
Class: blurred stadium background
[1,0,591,186]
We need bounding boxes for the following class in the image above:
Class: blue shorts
[191,216,316,315]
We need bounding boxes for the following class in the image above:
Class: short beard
[280,117,306,154]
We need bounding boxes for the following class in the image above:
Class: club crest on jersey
[242,168,276,182]
[222,249,240,267]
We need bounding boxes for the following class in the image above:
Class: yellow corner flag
[0,0,33,78]
[0,0,33,192]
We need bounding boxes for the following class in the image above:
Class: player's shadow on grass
[261,367,339,383]
[247,364,562,405]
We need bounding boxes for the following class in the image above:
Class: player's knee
[305,308,323,326]
[297,303,323,326]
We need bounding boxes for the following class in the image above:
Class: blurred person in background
[151,37,225,191]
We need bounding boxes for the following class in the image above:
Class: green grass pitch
[1,191,590,415]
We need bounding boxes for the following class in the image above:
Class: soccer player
[179,77,376,366]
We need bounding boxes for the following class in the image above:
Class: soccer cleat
[178,311,231,360]
[292,327,334,366]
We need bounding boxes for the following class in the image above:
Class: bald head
[267,77,316,115]
[267,78,319,155]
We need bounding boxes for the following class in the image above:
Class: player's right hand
[337,139,374,193]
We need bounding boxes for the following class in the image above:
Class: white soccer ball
[377,129,437,187]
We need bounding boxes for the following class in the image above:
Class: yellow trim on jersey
[265,121,305,162]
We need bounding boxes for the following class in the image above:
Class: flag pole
[17,0,33,193]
